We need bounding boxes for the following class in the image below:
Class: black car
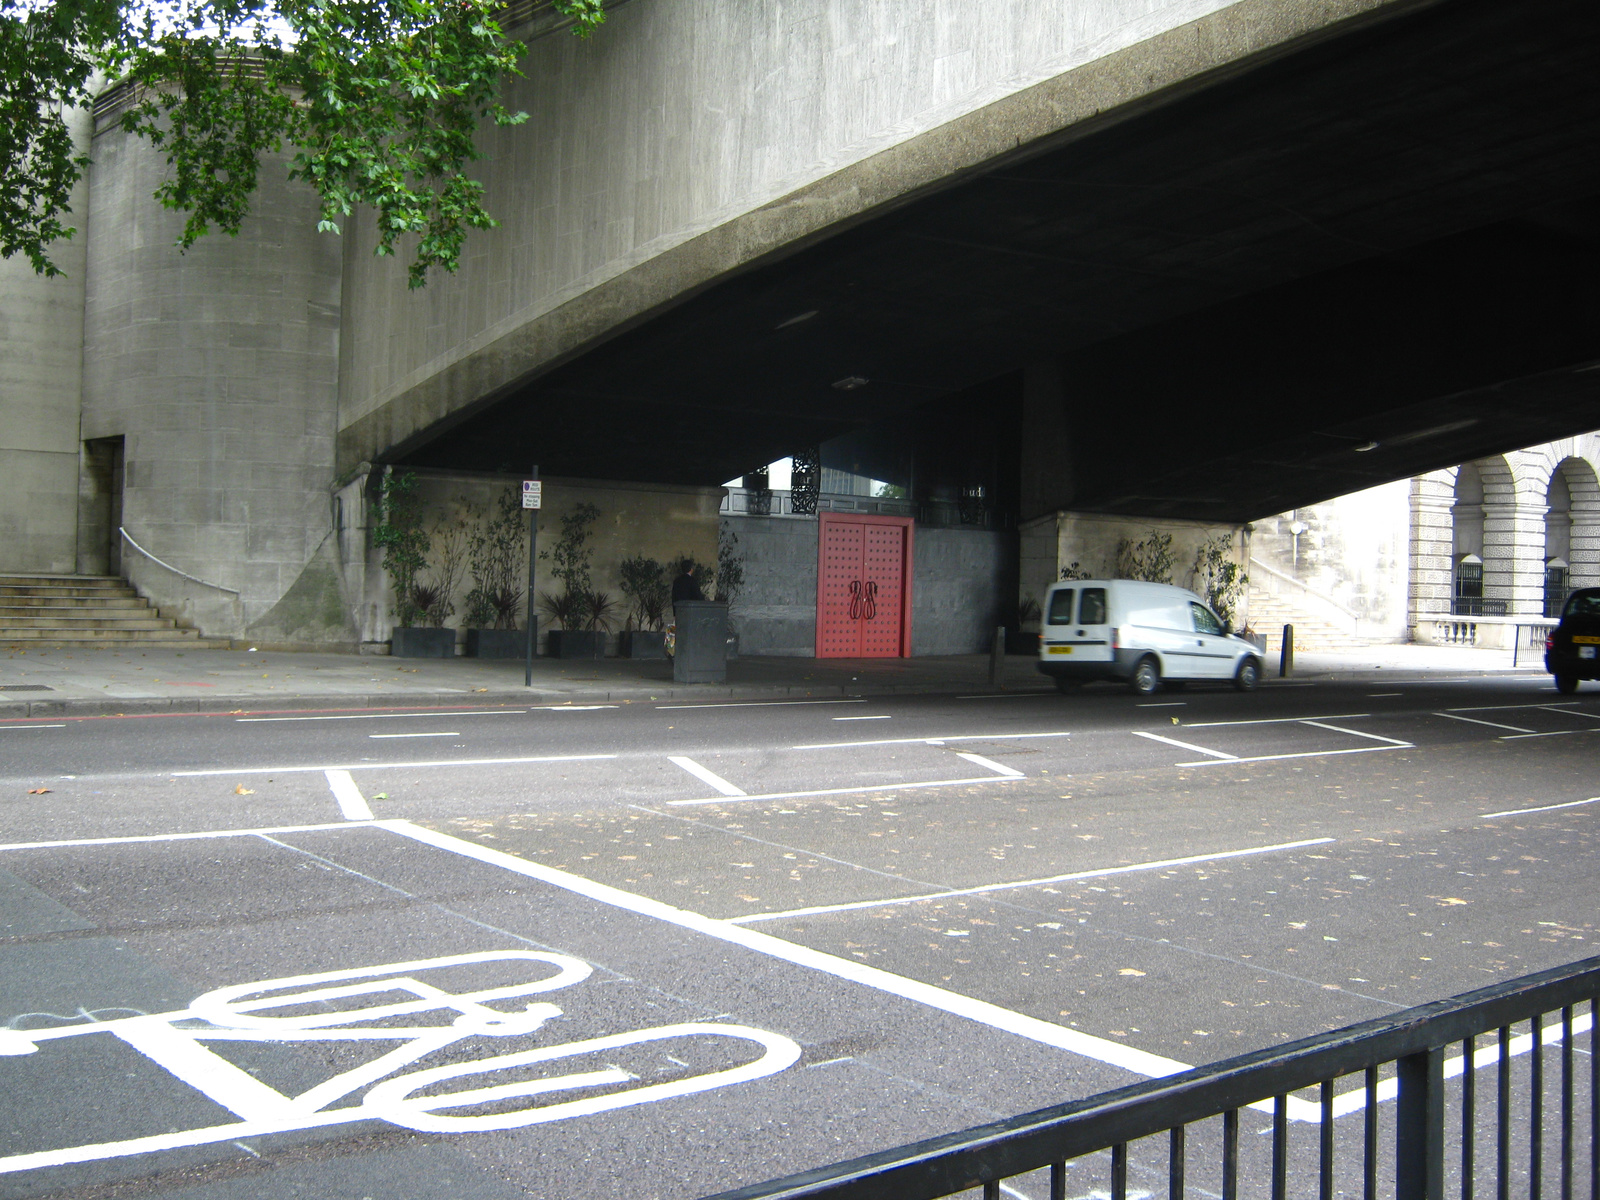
[1545,587,1600,694]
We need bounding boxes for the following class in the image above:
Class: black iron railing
[1452,598,1508,617]
[708,955,1600,1200]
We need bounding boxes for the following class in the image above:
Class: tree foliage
[1,0,605,285]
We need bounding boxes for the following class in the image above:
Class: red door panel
[816,515,912,658]
[859,523,904,658]
[818,520,864,657]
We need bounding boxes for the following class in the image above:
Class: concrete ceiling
[401,0,1600,522]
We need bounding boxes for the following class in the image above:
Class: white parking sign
[522,480,542,509]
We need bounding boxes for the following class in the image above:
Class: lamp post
[1289,520,1308,575]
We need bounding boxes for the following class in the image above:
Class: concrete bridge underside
[352,0,1600,525]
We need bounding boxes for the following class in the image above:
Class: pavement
[0,637,1551,718]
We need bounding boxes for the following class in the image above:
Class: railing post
[1396,1046,1445,1200]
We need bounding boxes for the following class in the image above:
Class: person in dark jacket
[671,565,703,616]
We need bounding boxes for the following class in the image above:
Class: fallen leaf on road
[1119,968,1146,976]
[235,784,255,795]
[27,788,50,794]
[372,792,389,801]
[1438,897,1468,906]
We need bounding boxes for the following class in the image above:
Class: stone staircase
[1246,588,1369,652]
[0,575,227,646]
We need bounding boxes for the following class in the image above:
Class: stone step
[0,614,178,630]
[0,584,143,600]
[0,627,224,645]
[0,574,135,588]
[0,598,157,615]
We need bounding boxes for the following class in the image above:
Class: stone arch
[1549,455,1600,600]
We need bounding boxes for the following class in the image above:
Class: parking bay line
[732,837,1337,924]
[1176,745,1406,768]
[0,724,65,731]
[1297,720,1413,747]
[1434,712,1535,734]
[655,699,865,711]
[374,819,1192,1082]
[1131,731,1236,761]
[0,821,371,852]
[1180,713,1371,728]
[324,770,373,821]
[668,775,1024,807]
[1479,796,1600,820]
[668,756,747,797]
[236,711,523,723]
[792,731,1071,750]
[170,754,616,777]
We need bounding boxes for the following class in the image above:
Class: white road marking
[954,752,1025,778]
[1176,745,1404,768]
[1434,712,1534,733]
[532,705,617,711]
[324,770,373,821]
[1367,693,1404,697]
[667,756,747,797]
[1298,720,1413,747]
[237,711,522,723]
[655,699,865,710]
[955,692,1052,700]
[1500,729,1600,741]
[793,731,1072,750]
[0,822,369,852]
[732,838,1337,923]
[1132,731,1236,760]
[1479,797,1600,820]
[832,715,891,721]
[1542,706,1600,720]
[1135,702,1186,708]
[377,820,1194,1081]
[1182,713,1370,728]
[1444,702,1597,713]
[0,724,66,731]
[172,754,615,777]
[368,732,460,739]
[668,776,1023,807]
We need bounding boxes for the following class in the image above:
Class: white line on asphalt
[0,821,370,852]
[1433,712,1535,733]
[1136,702,1186,708]
[367,731,459,739]
[954,693,1053,700]
[667,756,747,797]
[1479,797,1600,820]
[1500,729,1600,741]
[731,837,1338,924]
[236,711,522,722]
[668,776,1022,807]
[1181,713,1370,728]
[0,724,65,731]
[954,752,1025,778]
[1176,745,1404,768]
[531,705,618,711]
[792,731,1072,750]
[1444,702,1599,713]
[655,699,865,710]
[375,820,1194,1081]
[323,770,373,821]
[832,715,892,721]
[1540,706,1600,720]
[1367,693,1405,697]
[1299,720,1413,747]
[171,753,616,777]
[1132,731,1236,760]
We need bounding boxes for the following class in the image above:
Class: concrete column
[1482,499,1547,616]
[1019,359,1074,521]
[1408,473,1454,633]
[1570,508,1600,591]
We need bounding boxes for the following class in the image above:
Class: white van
[1036,579,1263,695]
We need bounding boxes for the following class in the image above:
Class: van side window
[1078,588,1107,625]
[1190,603,1222,635]
[1047,589,1076,625]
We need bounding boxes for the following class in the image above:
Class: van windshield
[1078,588,1107,625]
[1047,589,1075,625]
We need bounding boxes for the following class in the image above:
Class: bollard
[1279,624,1294,677]
[989,625,1005,689]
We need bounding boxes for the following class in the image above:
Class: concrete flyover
[340,0,1600,522]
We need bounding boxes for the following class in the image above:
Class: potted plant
[617,556,669,659]
[539,503,614,658]
[463,486,529,658]
[374,470,456,658]
[715,520,746,659]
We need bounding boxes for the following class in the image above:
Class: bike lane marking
[667,756,748,797]
[325,769,373,821]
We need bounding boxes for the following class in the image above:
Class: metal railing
[708,954,1600,1200]
[119,528,241,596]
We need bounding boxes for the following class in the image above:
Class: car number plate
[1048,645,1073,655]
[1573,635,1600,645]
[1581,646,1597,659]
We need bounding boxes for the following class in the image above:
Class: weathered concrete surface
[0,104,91,574]
[336,0,1415,474]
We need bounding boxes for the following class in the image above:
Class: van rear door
[1040,585,1113,665]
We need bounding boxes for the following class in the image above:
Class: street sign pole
[524,467,540,688]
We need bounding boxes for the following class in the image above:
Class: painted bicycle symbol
[0,950,800,1174]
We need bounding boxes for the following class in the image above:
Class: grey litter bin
[673,601,728,684]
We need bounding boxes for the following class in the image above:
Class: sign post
[523,469,540,687]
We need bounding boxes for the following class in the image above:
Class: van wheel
[1234,658,1261,692]
[1054,677,1083,693]
[1555,673,1579,695]
[1129,657,1161,695]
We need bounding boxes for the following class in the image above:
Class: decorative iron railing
[708,954,1600,1200]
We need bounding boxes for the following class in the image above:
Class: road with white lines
[1,674,1596,1198]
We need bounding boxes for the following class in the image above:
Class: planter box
[392,627,456,658]
[548,629,605,659]
[465,627,531,659]
[1004,628,1040,655]
[619,630,667,660]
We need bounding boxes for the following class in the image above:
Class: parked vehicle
[1545,587,1600,694]
[1036,579,1263,695]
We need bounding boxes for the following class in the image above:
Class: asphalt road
[1,674,1597,1198]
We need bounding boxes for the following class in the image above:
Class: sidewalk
[0,641,1551,718]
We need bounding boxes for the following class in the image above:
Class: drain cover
[0,685,53,692]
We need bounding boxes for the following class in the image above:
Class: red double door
[816,514,913,658]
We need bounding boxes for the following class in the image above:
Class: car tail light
[1111,627,1121,650]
